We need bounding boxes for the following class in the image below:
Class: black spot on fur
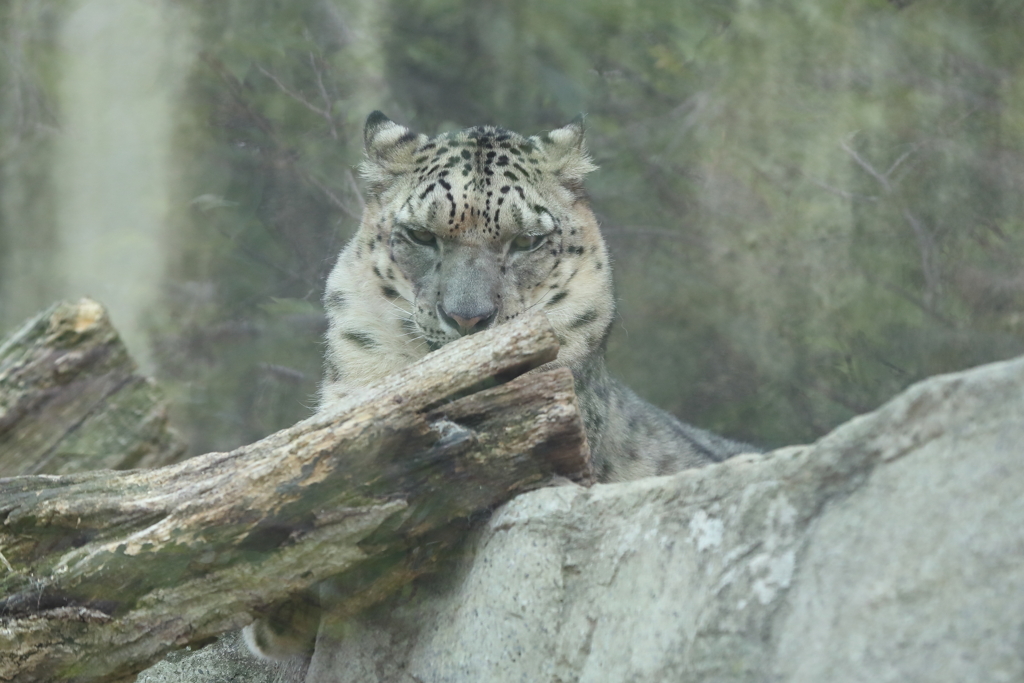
[381,285,399,299]
[569,309,599,330]
[324,291,346,310]
[343,331,378,349]
[372,265,383,279]
[546,291,569,307]
[326,363,343,383]
[396,131,418,146]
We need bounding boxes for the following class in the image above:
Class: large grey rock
[144,354,1024,682]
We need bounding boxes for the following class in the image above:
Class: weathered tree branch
[0,308,591,683]
[0,299,186,476]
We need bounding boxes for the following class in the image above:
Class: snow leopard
[244,111,754,660]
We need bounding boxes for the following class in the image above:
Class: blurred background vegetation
[1,0,1022,456]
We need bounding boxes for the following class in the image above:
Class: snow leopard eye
[511,234,544,252]
[405,227,437,247]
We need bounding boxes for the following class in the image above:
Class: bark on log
[0,310,591,683]
[0,299,186,476]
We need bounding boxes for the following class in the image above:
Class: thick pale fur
[245,112,755,661]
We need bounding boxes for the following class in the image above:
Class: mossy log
[0,310,591,683]
[0,299,186,476]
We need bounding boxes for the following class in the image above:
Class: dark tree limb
[0,310,591,683]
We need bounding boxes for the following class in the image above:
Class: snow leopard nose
[438,305,497,336]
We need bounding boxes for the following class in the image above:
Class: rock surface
[141,353,1024,683]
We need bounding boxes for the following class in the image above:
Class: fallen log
[0,309,591,683]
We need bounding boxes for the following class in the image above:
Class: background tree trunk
[0,304,591,683]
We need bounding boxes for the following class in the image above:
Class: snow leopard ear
[543,114,598,187]
[361,111,426,195]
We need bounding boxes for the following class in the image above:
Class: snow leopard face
[320,112,613,405]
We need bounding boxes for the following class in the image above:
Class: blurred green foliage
[0,1,63,322]
[3,0,1023,454]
